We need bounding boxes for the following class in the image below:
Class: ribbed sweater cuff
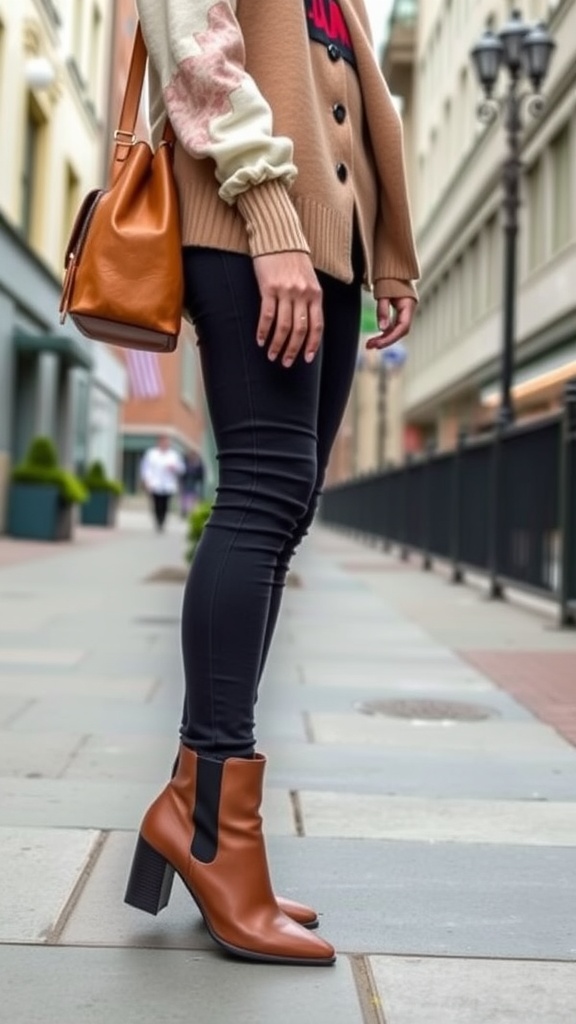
[236,180,311,257]
[373,278,418,301]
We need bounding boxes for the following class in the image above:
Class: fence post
[487,414,506,598]
[422,440,435,571]
[559,380,576,627]
[450,428,466,583]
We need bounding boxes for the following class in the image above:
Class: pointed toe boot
[125,746,335,966]
[276,897,318,929]
[170,748,318,928]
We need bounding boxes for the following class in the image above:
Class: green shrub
[185,500,213,561]
[83,460,123,495]
[26,436,58,469]
[11,436,88,504]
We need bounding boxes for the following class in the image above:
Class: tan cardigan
[136,0,420,298]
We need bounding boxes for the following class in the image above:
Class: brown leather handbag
[59,24,183,353]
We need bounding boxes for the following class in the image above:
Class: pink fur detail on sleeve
[163,2,245,153]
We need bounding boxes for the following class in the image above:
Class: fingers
[253,252,324,368]
[256,299,276,349]
[366,297,416,350]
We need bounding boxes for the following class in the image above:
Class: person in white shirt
[140,435,185,531]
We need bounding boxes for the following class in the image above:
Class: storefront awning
[14,330,93,371]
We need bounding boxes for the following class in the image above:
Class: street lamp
[470,9,555,426]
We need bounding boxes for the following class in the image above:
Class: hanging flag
[125,350,164,399]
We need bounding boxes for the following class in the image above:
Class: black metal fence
[321,381,576,626]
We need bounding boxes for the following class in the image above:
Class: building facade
[0,0,126,528]
[111,0,208,494]
[396,0,575,449]
[327,1,419,481]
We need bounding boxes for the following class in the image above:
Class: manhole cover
[145,567,188,583]
[355,699,497,722]
[286,572,302,588]
[134,616,180,626]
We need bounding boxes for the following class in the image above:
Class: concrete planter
[7,483,74,541]
[81,491,118,527]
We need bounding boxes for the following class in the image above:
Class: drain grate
[354,698,498,722]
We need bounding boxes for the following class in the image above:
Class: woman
[125,0,419,966]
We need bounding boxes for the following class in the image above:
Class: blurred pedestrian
[126,0,419,966]
[139,435,184,531]
[179,450,205,517]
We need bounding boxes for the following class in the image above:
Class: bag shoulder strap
[116,22,147,138]
[111,23,175,181]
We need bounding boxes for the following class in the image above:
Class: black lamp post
[470,10,555,427]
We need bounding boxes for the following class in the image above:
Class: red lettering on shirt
[304,0,356,68]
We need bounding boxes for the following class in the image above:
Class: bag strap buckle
[114,130,137,147]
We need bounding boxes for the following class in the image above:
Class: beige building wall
[0,0,113,277]
[405,0,575,441]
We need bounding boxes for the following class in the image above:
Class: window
[469,236,481,321]
[459,67,471,155]
[89,5,103,103]
[444,99,452,171]
[526,157,546,270]
[62,162,80,259]
[73,0,83,63]
[485,214,501,308]
[452,258,463,341]
[551,125,571,252]
[0,21,4,103]
[21,94,47,244]
[439,274,450,347]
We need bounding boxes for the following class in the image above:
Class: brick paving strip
[459,650,576,747]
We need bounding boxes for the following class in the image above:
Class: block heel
[124,834,175,915]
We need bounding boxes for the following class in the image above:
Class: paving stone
[0,610,54,632]
[62,735,177,782]
[0,648,85,666]
[0,731,86,778]
[0,696,32,727]
[0,827,100,942]
[0,674,157,701]
[0,946,361,1024]
[264,740,576,800]
[0,778,291,835]
[0,778,160,830]
[267,837,576,959]
[257,682,531,720]
[60,834,576,959]
[290,621,432,641]
[9,698,177,735]
[309,713,571,755]
[62,830,306,950]
[299,792,576,845]
[254,710,307,741]
[370,956,576,1024]
[301,657,491,683]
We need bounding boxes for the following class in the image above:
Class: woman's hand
[253,252,324,368]
[366,296,416,350]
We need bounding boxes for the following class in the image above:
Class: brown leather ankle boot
[169,748,318,929]
[125,745,335,966]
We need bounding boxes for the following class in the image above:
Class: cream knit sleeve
[136,0,298,205]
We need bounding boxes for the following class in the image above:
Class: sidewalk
[0,511,575,1023]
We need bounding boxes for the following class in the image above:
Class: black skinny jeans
[180,242,362,758]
